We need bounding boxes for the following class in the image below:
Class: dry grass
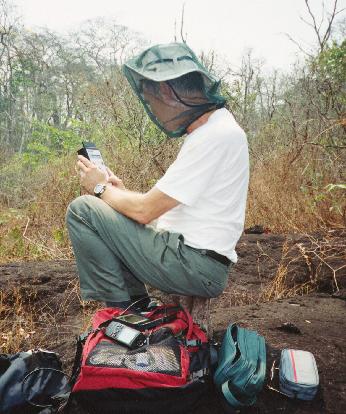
[0,139,181,263]
[0,275,99,355]
[258,229,346,302]
[259,242,316,302]
[105,139,180,192]
[295,231,346,292]
[223,289,258,307]
[0,156,78,263]
[0,288,45,353]
[1,151,343,262]
[246,149,345,232]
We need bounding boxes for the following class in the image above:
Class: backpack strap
[69,328,99,387]
[179,307,194,339]
[0,354,10,374]
[221,381,256,408]
[215,324,266,409]
[61,329,100,412]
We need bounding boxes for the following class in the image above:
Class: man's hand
[106,167,126,190]
[77,155,108,194]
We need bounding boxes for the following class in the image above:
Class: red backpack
[69,303,216,414]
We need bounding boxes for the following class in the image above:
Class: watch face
[94,184,105,195]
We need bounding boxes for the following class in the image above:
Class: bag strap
[146,304,181,319]
[69,328,99,386]
[221,381,256,408]
[218,325,266,408]
[118,296,164,316]
[22,368,70,409]
[177,306,194,339]
[69,335,85,387]
[144,302,194,339]
[209,343,219,368]
[0,354,10,374]
[267,359,291,397]
[58,329,99,413]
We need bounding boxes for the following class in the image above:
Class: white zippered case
[279,349,319,400]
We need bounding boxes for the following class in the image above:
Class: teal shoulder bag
[214,323,266,408]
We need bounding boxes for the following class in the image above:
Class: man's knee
[66,195,89,222]
[66,194,105,226]
[66,194,129,230]
[67,194,93,214]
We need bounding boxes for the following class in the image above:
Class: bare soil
[0,232,345,414]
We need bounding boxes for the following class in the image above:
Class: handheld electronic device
[104,321,146,349]
[115,312,177,331]
[115,314,150,325]
[77,142,107,173]
[139,314,177,330]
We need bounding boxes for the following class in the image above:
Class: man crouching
[66,42,249,326]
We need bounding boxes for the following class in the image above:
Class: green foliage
[299,180,346,219]
[317,40,346,82]
[11,60,36,91]
[309,39,346,124]
[22,120,93,168]
[52,227,67,245]
[0,209,24,225]
[325,183,346,216]
[0,226,25,259]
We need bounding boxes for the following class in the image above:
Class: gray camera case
[279,349,319,400]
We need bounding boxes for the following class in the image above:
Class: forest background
[0,0,345,263]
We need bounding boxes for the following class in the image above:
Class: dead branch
[180,3,187,43]
[304,0,342,51]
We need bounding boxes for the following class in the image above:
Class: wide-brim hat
[123,42,225,137]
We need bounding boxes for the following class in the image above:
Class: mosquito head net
[123,42,226,138]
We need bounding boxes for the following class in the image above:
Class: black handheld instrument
[104,321,147,349]
[77,142,107,173]
[114,311,177,331]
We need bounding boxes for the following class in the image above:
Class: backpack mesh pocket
[86,338,182,376]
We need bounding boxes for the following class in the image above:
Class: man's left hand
[77,155,108,194]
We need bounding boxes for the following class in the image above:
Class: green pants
[66,195,230,303]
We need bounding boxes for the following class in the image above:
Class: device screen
[85,148,106,173]
[116,327,139,344]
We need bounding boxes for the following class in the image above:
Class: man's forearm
[76,154,178,222]
[100,185,149,224]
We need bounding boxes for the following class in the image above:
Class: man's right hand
[106,167,126,190]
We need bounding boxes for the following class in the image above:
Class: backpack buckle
[185,339,202,347]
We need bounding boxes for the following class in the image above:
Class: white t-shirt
[155,108,249,263]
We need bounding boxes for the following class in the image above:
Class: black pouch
[0,350,70,414]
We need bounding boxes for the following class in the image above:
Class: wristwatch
[94,183,107,198]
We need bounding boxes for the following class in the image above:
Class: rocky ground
[0,231,345,413]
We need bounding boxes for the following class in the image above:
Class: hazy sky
[13,0,346,70]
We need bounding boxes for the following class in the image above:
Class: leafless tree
[286,0,345,55]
